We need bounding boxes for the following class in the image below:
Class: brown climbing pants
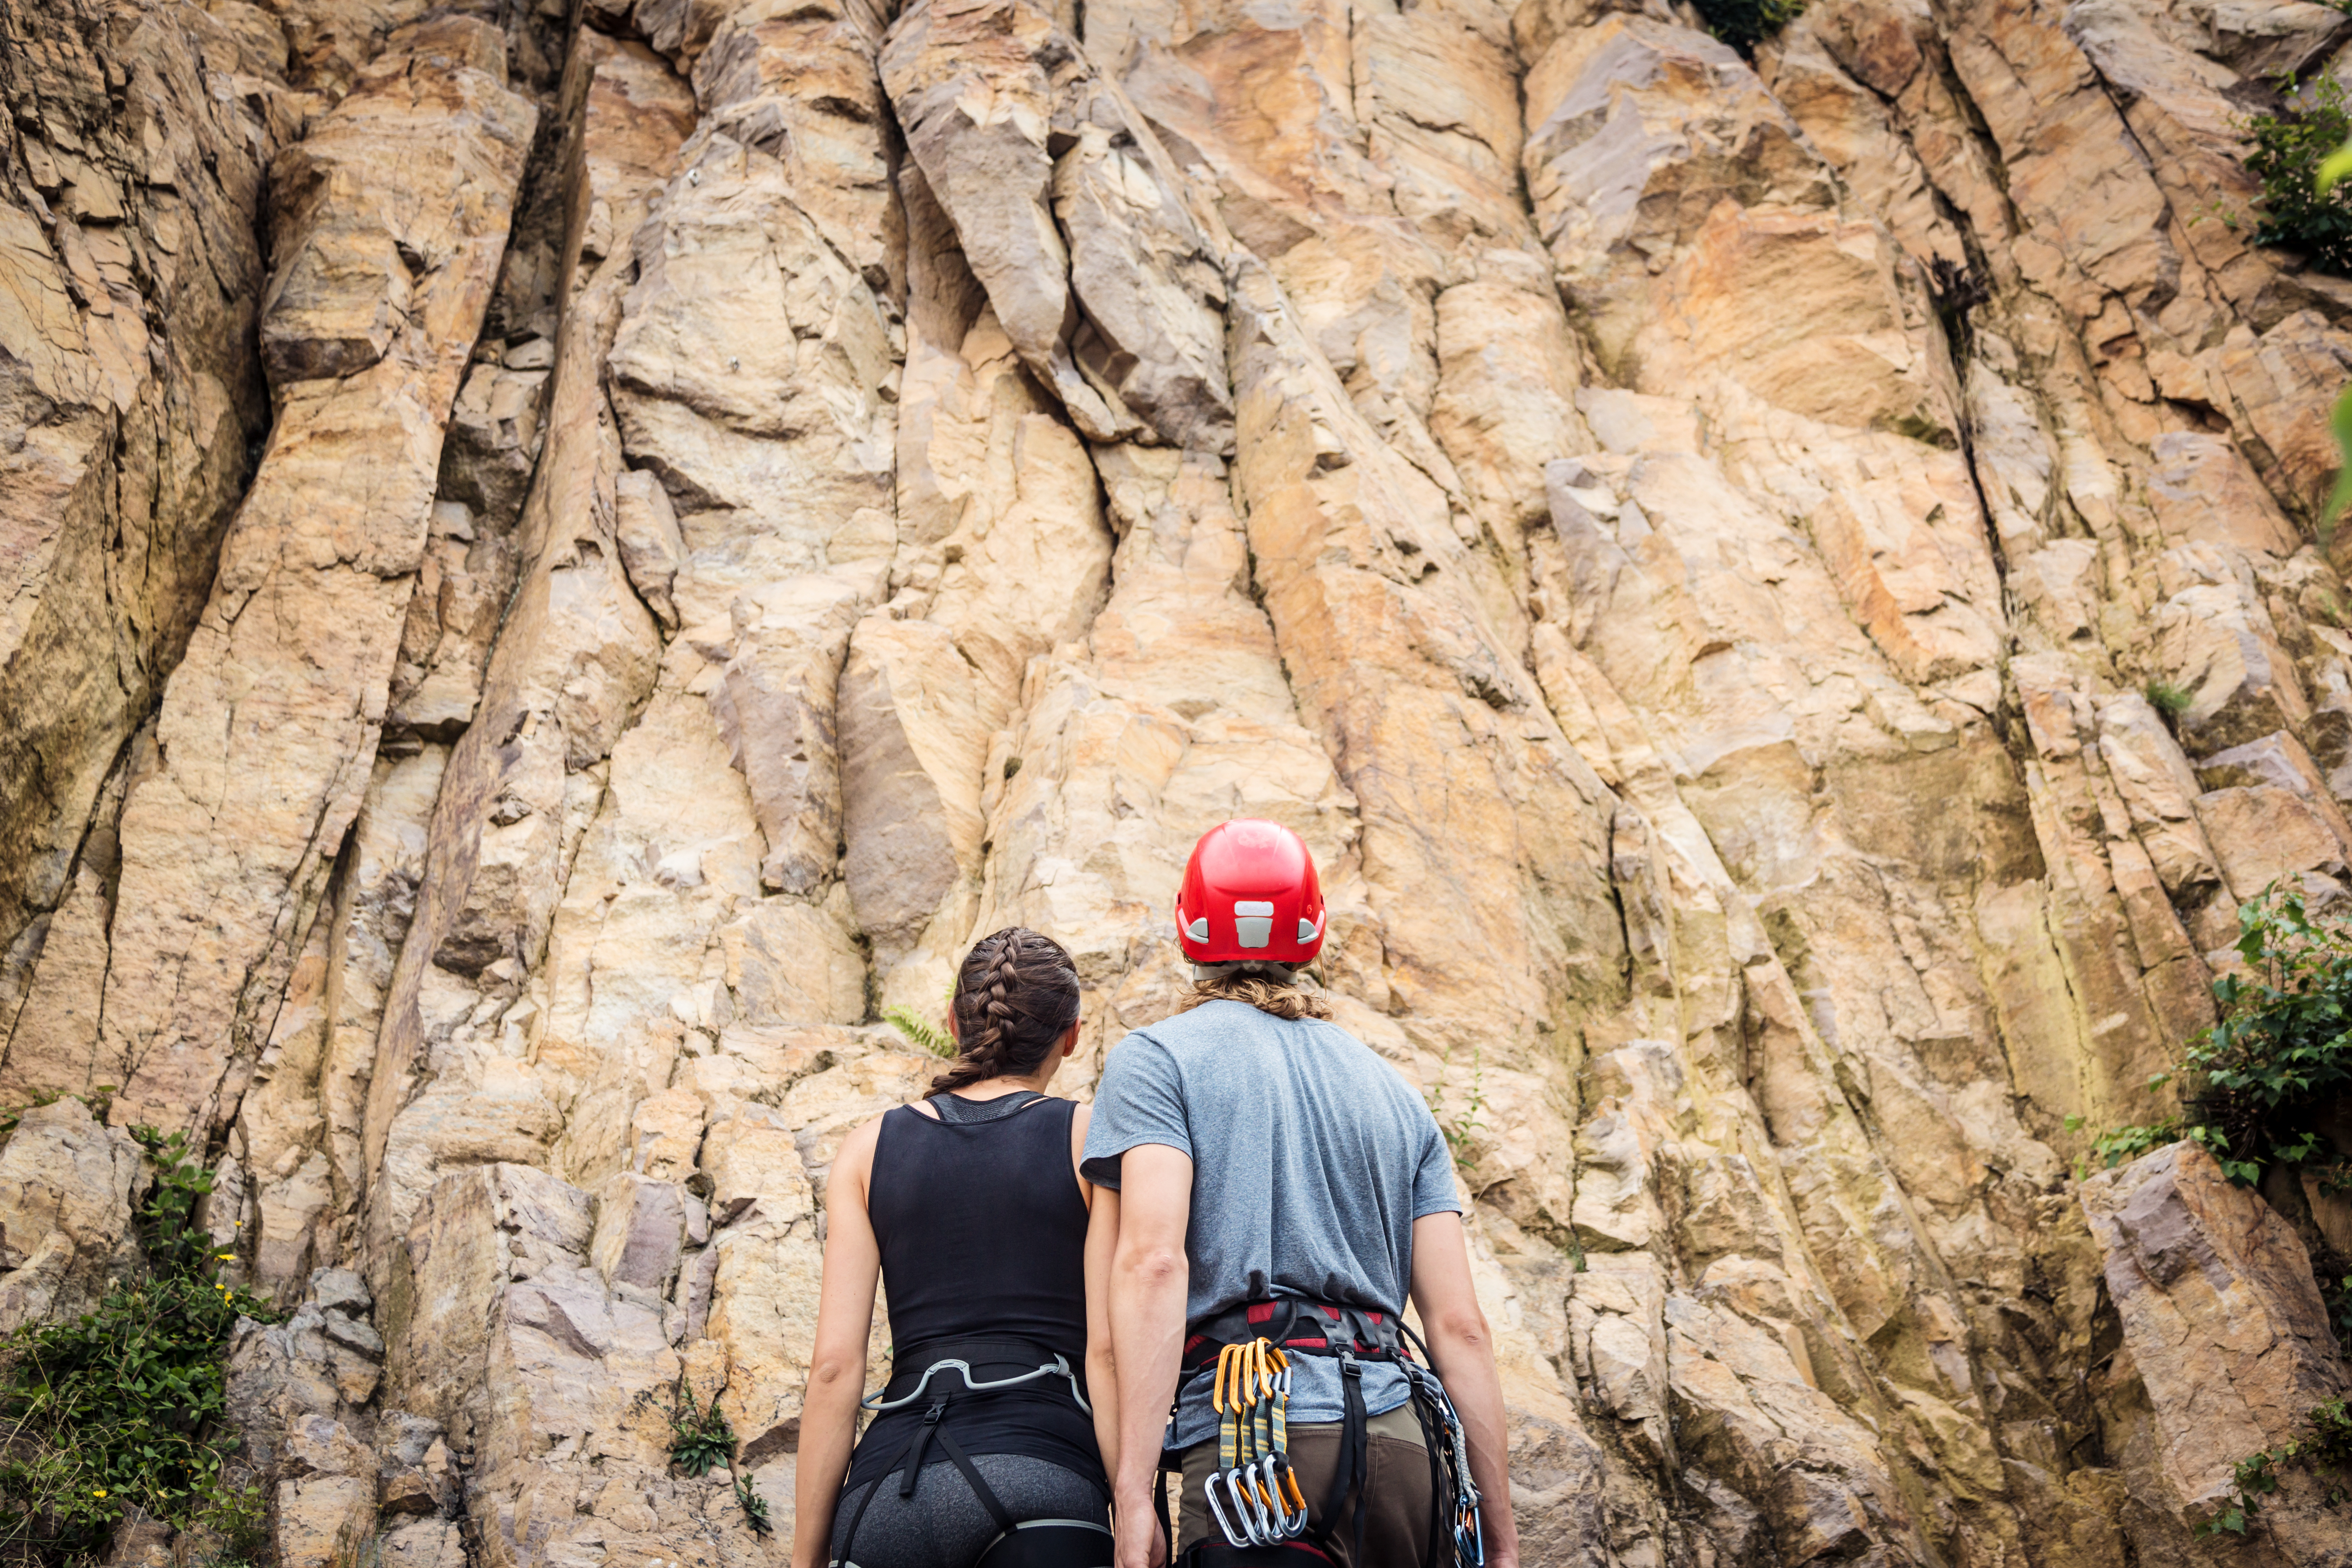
[1178,1404,1434,1568]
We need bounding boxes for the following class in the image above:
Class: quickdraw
[1205,1338,1311,1547]
[1401,1358,1483,1568]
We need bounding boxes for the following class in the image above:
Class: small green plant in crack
[2144,678,2194,719]
[2197,1396,2352,1536]
[885,976,960,1061]
[664,1377,772,1535]
[733,1471,772,1535]
[665,1375,735,1477]
[2063,1105,2186,1180]
[1426,1045,1489,1177]
[884,1007,954,1059]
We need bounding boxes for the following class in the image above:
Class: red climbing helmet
[1174,820,1326,965]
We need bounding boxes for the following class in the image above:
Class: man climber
[1084,820,1522,1568]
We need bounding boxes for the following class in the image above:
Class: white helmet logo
[1233,900,1274,947]
[1185,915,1209,942]
[1298,915,1321,942]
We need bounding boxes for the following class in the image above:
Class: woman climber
[793,926,1118,1568]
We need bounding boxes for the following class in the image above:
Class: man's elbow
[1117,1243,1186,1289]
[1429,1305,1494,1356]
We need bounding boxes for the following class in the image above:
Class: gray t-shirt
[1080,999,1462,1449]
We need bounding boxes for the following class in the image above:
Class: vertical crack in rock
[0,0,291,996]
[100,17,538,1138]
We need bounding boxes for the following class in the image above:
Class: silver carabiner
[1238,1462,1277,1544]
[1247,1455,1290,1539]
[1206,1471,1251,1548]
[1266,1454,1309,1537]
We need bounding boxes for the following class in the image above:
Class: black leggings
[831,1454,1109,1568]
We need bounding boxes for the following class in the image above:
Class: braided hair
[926,927,1084,1097]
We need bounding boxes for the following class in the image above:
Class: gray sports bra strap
[930,1090,1047,1124]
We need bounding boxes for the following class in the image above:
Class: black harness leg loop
[1311,1356,1366,1564]
[1342,1357,1370,1561]
[839,1398,948,1566]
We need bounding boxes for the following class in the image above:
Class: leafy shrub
[2064,1107,2183,1176]
[665,1376,735,1478]
[2199,1397,2352,1536]
[664,1376,770,1535]
[1691,0,1805,55]
[2179,887,2352,1186]
[2319,1255,2352,1356]
[2242,75,2352,276]
[0,1124,278,1564]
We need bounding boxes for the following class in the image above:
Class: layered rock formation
[6,0,2352,1562]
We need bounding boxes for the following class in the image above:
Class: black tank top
[842,1094,1103,1493]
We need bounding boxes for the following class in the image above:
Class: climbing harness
[832,1337,1111,1568]
[1160,1299,1484,1568]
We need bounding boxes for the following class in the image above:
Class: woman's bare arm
[791,1115,885,1568]
[1077,1102,1122,1483]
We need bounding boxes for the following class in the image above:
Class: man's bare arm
[1408,1211,1520,1568]
[1106,1142,1194,1568]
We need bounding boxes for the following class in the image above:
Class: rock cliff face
[7,0,2352,1562]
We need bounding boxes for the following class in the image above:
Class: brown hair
[1174,967,1333,1021]
[927,927,1084,1097]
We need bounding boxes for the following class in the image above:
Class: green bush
[1691,0,1805,55]
[2243,75,2352,276]
[0,1126,278,1564]
[2180,886,2352,1186]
